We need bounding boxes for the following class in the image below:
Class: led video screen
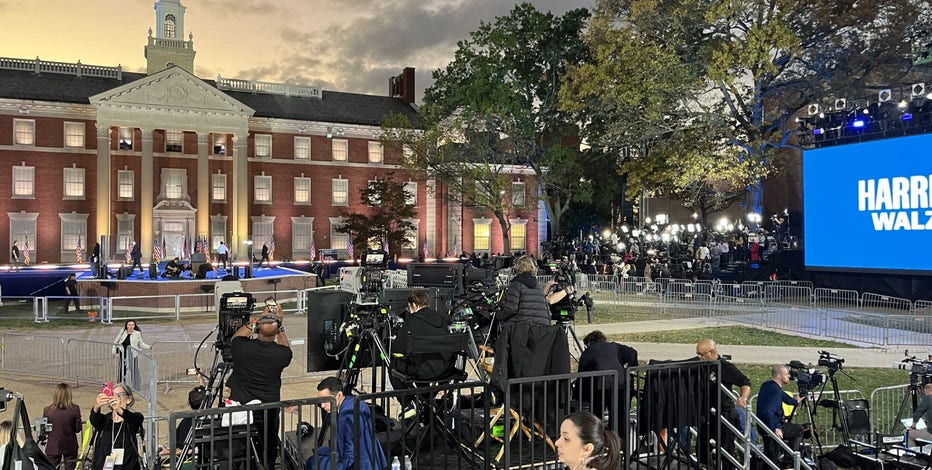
[803,133,932,274]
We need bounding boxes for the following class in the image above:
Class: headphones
[254,313,282,331]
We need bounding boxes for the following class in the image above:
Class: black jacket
[499,273,550,325]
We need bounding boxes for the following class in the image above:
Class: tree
[562,0,930,223]
[335,176,416,258]
[419,2,597,239]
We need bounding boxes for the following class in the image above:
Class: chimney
[389,67,416,104]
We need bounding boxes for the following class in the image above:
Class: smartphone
[186,368,199,376]
[101,382,113,397]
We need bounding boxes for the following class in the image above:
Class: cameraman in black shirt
[695,338,751,470]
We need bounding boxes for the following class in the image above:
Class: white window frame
[58,213,87,260]
[12,165,35,198]
[367,179,381,206]
[294,177,311,205]
[165,129,183,153]
[117,170,134,200]
[63,167,86,200]
[510,219,527,251]
[13,119,35,146]
[403,182,417,206]
[212,133,226,155]
[251,216,275,254]
[211,173,227,202]
[473,218,492,252]
[11,213,37,261]
[254,134,272,159]
[331,139,348,162]
[294,136,311,160]
[332,178,348,206]
[368,141,383,163]
[512,181,526,207]
[254,175,272,204]
[329,217,348,250]
[210,216,228,250]
[403,218,419,249]
[162,168,187,200]
[116,214,135,256]
[291,217,314,257]
[118,127,134,150]
[64,122,85,148]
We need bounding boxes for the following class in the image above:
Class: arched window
[164,14,176,38]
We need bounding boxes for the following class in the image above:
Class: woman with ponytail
[555,411,622,470]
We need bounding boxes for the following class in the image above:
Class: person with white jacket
[112,320,152,386]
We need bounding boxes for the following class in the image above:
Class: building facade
[0,0,543,264]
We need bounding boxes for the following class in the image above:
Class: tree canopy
[335,176,417,258]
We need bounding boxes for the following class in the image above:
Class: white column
[140,128,155,262]
[231,132,250,260]
[95,123,112,250]
[196,132,210,238]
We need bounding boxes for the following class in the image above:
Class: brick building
[0,0,544,265]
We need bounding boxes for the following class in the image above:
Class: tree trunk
[495,212,512,255]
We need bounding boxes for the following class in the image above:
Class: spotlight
[834,98,846,110]
[807,104,820,116]
[878,89,892,102]
[898,100,909,110]
[902,113,913,121]
[850,117,867,129]
[911,83,926,98]
[812,128,824,135]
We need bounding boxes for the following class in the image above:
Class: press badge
[104,447,125,468]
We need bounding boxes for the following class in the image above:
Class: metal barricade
[0,333,66,378]
[870,383,913,436]
[884,314,932,345]
[861,293,912,315]
[822,309,888,345]
[128,347,159,459]
[914,300,932,315]
[764,284,813,307]
[760,303,824,337]
[65,338,119,385]
[662,294,713,318]
[804,389,867,447]
[814,288,859,311]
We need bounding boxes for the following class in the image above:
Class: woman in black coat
[499,255,550,326]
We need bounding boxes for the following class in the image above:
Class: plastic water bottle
[404,455,412,470]
[391,456,401,470]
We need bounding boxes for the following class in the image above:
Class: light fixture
[878,89,892,103]
[834,98,846,110]
[902,113,913,121]
[897,100,909,110]
[911,83,926,98]
[18,106,29,114]
[326,126,333,139]
[807,104,820,116]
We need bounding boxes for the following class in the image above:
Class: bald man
[695,338,752,469]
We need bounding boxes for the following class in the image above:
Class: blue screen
[803,133,932,274]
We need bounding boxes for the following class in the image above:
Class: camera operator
[757,364,806,466]
[227,302,293,466]
[908,383,932,446]
[499,255,550,326]
[577,331,638,420]
[694,338,751,470]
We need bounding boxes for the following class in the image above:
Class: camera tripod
[336,307,395,394]
[787,384,826,463]
[892,379,926,431]
[555,319,583,360]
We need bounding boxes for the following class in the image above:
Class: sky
[1,0,593,103]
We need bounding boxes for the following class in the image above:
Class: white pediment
[90,66,254,116]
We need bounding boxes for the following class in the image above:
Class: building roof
[0,68,419,127]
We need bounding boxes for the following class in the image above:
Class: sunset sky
[1,0,592,102]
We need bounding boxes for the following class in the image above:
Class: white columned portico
[196,132,210,238]
[140,128,155,261]
[96,124,112,246]
[231,132,249,260]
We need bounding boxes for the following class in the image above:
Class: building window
[13,166,35,198]
[59,214,87,259]
[332,178,348,206]
[292,217,314,258]
[13,119,34,146]
[404,182,417,206]
[403,219,419,249]
[254,175,272,203]
[212,133,226,155]
[511,220,527,251]
[367,180,381,206]
[329,218,348,250]
[512,182,526,207]
[251,217,274,253]
[294,177,311,205]
[63,167,86,199]
[368,141,383,163]
[210,217,227,249]
[162,168,187,200]
[255,134,272,158]
[117,170,134,200]
[64,122,85,148]
[331,139,348,161]
[294,136,311,160]
[474,220,491,251]
[211,173,226,202]
[118,127,134,150]
[164,14,176,38]
[165,130,183,152]
[116,215,135,256]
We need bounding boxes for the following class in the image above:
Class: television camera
[895,351,932,387]
[788,360,826,394]
[547,263,595,323]
[217,291,255,362]
[449,276,505,334]
[817,350,845,373]
[339,250,389,305]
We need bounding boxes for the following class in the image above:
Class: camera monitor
[362,250,388,268]
[407,263,464,291]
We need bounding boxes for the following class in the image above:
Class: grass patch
[606,326,853,348]
[736,363,906,398]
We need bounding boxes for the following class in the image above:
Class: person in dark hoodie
[307,376,387,470]
[499,255,550,325]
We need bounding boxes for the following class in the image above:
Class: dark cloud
[192,0,284,17]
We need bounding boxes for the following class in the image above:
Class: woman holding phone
[90,383,144,470]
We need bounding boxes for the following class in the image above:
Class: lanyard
[111,418,124,451]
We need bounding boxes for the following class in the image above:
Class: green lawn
[606,326,851,348]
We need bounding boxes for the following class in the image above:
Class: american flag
[383,237,389,254]
[194,237,205,257]
[23,240,30,265]
[183,236,191,259]
[125,240,132,264]
[153,238,162,263]
[75,238,84,263]
[422,239,429,259]
[309,242,316,261]
[346,236,354,259]
[201,237,211,257]
[162,238,167,261]
[268,239,275,260]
